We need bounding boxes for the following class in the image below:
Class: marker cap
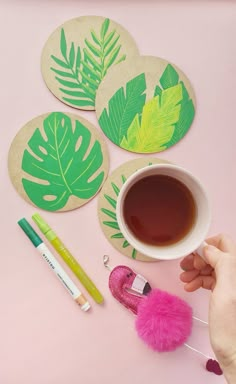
[18,218,42,247]
[32,213,56,240]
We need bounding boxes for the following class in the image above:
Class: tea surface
[123,175,196,246]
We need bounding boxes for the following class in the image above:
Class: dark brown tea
[123,175,196,246]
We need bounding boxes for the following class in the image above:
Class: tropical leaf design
[98,64,195,152]
[50,18,126,108]
[121,84,182,152]
[159,63,179,89]
[22,112,105,211]
[98,73,146,145]
[101,175,137,259]
[155,64,195,147]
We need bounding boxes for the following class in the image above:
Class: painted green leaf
[111,182,120,196]
[51,55,69,69]
[91,30,101,46]
[101,175,137,258]
[99,73,146,145]
[78,80,96,99]
[160,64,179,89]
[121,84,182,152]
[111,232,124,239]
[55,77,82,89]
[22,112,105,211]
[104,194,117,209]
[75,47,81,76]
[165,81,195,147]
[101,18,110,38]
[101,208,117,220]
[51,68,74,78]
[84,39,101,57]
[51,20,127,108]
[81,19,126,85]
[154,85,162,97]
[104,45,121,71]
[153,64,195,148]
[103,221,120,230]
[123,240,129,248]
[116,54,126,65]
[62,98,96,107]
[58,89,87,98]
[83,48,102,72]
[60,28,67,59]
[104,30,115,48]
[105,35,119,55]
[51,29,94,108]
[69,43,75,67]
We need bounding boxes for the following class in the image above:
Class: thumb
[203,245,225,268]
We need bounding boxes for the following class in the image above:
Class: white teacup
[116,164,210,260]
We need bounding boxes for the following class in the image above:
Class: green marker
[32,213,104,304]
[18,218,90,311]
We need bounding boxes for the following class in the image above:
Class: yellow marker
[32,213,104,304]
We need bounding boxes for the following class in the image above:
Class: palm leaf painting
[22,112,105,211]
[98,73,146,145]
[101,175,137,259]
[121,84,182,152]
[50,18,126,108]
[98,64,195,153]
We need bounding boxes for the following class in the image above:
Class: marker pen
[32,213,104,304]
[18,218,90,312]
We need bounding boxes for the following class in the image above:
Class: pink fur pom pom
[135,289,193,352]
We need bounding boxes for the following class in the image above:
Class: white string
[184,343,212,359]
[193,316,209,325]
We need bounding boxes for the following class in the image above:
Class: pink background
[1,1,235,383]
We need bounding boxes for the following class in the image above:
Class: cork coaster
[41,16,139,111]
[96,55,196,153]
[97,157,170,261]
[8,111,109,212]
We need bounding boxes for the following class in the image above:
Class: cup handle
[195,241,208,261]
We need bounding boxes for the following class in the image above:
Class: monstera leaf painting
[41,16,139,110]
[8,112,108,212]
[98,63,195,153]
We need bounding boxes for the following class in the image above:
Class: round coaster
[41,16,139,111]
[97,157,170,262]
[96,55,196,153]
[8,112,109,212]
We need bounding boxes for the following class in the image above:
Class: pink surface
[0,1,235,383]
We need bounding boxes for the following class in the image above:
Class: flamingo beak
[130,274,152,296]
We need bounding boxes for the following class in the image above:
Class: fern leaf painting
[97,158,162,261]
[101,176,137,259]
[41,16,139,110]
[8,112,109,212]
[97,59,196,153]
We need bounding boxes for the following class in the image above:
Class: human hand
[180,234,236,383]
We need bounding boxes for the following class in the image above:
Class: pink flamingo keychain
[103,255,222,376]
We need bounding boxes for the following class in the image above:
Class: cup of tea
[116,164,211,260]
